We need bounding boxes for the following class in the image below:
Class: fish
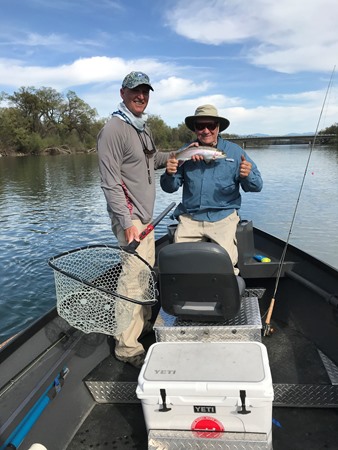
[173,146,226,164]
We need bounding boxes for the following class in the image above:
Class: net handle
[123,202,176,253]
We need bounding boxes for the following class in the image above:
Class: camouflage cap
[122,71,154,91]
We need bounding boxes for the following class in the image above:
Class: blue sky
[0,0,337,135]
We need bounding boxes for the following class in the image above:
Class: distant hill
[284,132,315,136]
[238,133,269,137]
[238,132,315,137]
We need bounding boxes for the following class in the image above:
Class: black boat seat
[158,242,245,321]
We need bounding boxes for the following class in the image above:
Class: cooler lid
[142,342,268,383]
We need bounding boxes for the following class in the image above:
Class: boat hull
[1,224,337,450]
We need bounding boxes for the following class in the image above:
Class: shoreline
[0,147,96,157]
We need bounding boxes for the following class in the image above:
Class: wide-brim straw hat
[185,104,230,132]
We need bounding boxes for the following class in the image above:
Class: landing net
[48,245,157,336]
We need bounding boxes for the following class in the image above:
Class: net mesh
[48,245,157,336]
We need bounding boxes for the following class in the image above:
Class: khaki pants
[112,219,154,358]
[174,212,240,275]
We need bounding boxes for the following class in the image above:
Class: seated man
[160,104,263,275]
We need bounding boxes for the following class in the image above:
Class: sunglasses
[194,122,219,131]
[142,146,156,155]
[138,131,156,155]
[137,130,156,184]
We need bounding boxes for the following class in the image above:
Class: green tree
[174,122,195,146]
[0,107,20,152]
[3,86,64,143]
[147,115,172,149]
[36,87,64,136]
[4,87,42,134]
[319,123,338,146]
[61,91,98,142]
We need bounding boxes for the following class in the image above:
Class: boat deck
[2,226,338,450]
[66,312,338,450]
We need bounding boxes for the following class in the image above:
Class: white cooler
[137,341,273,437]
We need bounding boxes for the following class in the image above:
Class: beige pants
[112,219,154,358]
[174,212,240,275]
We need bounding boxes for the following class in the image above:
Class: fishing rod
[263,65,336,337]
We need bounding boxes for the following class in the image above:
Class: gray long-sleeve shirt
[97,117,168,229]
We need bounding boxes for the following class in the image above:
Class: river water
[1,145,338,342]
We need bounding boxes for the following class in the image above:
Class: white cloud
[167,0,338,73]
[154,77,212,100]
[146,85,338,135]
[0,56,174,90]
[224,101,338,135]
[250,44,338,73]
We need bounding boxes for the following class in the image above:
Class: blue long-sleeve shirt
[160,136,263,222]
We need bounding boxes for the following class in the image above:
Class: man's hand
[186,143,206,162]
[124,225,140,244]
[166,152,179,175]
[239,155,252,178]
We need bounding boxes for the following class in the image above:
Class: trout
[173,146,226,164]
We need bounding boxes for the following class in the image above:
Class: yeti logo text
[194,406,216,413]
[154,370,176,375]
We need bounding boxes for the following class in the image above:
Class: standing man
[97,71,167,368]
[161,104,263,275]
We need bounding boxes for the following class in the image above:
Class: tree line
[0,86,337,156]
[0,86,196,156]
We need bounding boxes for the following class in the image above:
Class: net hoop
[48,244,157,335]
[48,244,157,305]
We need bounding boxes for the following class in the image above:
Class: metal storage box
[154,295,262,342]
[136,341,273,441]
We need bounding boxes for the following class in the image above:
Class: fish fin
[178,160,185,167]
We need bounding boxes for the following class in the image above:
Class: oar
[0,368,69,450]
[123,202,176,253]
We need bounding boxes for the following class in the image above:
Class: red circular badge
[191,416,224,438]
